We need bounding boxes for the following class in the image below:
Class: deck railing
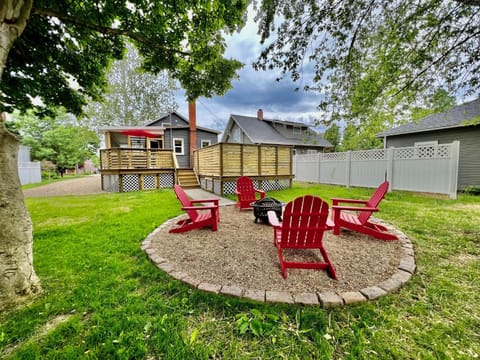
[100,148,175,170]
[193,143,293,195]
[194,143,293,177]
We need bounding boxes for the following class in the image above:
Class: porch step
[177,168,200,189]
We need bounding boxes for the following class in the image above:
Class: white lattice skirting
[102,173,174,192]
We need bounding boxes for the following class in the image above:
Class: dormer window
[293,126,301,135]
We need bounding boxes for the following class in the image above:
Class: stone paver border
[141,214,415,307]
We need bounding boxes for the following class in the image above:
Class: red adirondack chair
[235,176,265,210]
[169,185,220,233]
[268,195,337,280]
[331,181,398,241]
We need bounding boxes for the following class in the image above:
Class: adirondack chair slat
[331,181,398,241]
[268,195,337,280]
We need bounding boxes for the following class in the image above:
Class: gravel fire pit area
[143,205,415,306]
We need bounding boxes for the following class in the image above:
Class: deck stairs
[177,168,200,189]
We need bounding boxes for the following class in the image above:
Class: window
[130,136,146,149]
[293,126,302,135]
[201,139,211,148]
[231,126,240,142]
[173,138,184,155]
[149,140,162,149]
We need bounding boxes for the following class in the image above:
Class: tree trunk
[0,119,40,308]
[1,0,38,308]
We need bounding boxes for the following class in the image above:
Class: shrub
[41,171,60,180]
[463,185,480,195]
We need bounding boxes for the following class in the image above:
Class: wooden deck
[193,143,294,195]
[99,148,177,192]
[98,145,294,194]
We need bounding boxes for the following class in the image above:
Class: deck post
[220,144,224,196]
[240,144,244,175]
[119,174,124,192]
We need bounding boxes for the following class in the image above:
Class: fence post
[345,151,351,188]
[317,152,322,183]
[448,141,460,199]
[386,147,394,191]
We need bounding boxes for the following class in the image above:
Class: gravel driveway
[23,175,104,197]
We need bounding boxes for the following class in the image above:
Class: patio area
[142,204,415,306]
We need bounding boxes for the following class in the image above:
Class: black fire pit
[250,197,284,224]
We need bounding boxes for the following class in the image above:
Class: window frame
[200,139,211,148]
[173,138,184,155]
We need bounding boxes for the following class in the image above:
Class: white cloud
[176,6,324,132]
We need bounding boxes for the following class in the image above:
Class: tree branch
[346,0,375,63]
[455,0,480,6]
[394,27,480,96]
[31,7,191,57]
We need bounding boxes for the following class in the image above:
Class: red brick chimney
[257,109,263,121]
[188,101,197,167]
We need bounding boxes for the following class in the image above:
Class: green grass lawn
[1,183,479,359]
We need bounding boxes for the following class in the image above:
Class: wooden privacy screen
[194,143,292,177]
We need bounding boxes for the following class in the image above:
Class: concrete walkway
[184,188,235,206]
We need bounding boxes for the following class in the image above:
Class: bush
[463,185,480,195]
[41,171,60,180]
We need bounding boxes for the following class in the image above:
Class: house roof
[145,111,221,134]
[222,114,332,147]
[377,98,480,137]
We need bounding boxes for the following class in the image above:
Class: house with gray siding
[146,112,220,167]
[98,104,220,191]
[221,109,332,153]
[377,98,480,190]
[100,110,220,168]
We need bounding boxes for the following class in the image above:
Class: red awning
[120,129,162,138]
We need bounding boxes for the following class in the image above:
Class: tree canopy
[83,43,178,128]
[1,0,247,117]
[323,124,340,151]
[9,110,99,170]
[254,0,480,125]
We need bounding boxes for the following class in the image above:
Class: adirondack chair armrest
[181,205,218,211]
[255,189,266,198]
[332,205,379,212]
[190,199,220,206]
[326,217,335,229]
[332,197,369,206]
[267,210,281,228]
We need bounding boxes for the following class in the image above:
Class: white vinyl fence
[294,141,460,199]
[18,146,41,185]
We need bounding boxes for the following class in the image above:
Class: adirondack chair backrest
[236,176,256,203]
[280,195,330,248]
[173,184,199,222]
[357,181,389,225]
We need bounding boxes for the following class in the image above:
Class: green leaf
[250,319,263,337]
[189,328,199,344]
[238,321,249,335]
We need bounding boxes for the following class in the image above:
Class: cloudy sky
[175,8,325,133]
